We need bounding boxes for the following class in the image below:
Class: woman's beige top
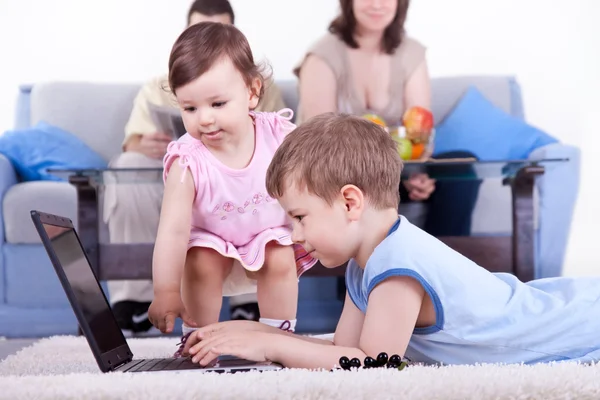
[294,33,426,126]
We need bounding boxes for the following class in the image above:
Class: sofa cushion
[4,243,74,308]
[277,80,299,122]
[431,75,524,124]
[30,82,142,162]
[0,303,77,337]
[14,84,33,130]
[433,86,557,160]
[0,121,107,182]
[3,181,78,244]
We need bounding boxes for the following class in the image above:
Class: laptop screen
[41,222,125,354]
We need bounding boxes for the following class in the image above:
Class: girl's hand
[182,320,277,356]
[189,331,274,366]
[148,291,197,333]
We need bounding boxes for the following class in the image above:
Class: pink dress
[163,110,316,295]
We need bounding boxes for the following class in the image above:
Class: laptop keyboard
[121,357,203,372]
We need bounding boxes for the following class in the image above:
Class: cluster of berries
[338,352,409,371]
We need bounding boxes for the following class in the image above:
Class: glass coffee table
[49,157,568,283]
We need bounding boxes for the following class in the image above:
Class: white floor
[0,338,37,361]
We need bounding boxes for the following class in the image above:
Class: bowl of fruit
[364,107,435,161]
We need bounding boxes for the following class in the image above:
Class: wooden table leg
[510,166,544,282]
[68,175,100,278]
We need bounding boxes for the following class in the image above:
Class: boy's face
[278,182,361,268]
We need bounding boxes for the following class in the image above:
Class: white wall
[0,0,598,275]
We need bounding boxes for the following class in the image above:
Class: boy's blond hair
[266,112,403,209]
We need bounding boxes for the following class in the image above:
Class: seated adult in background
[105,0,286,336]
[294,0,480,237]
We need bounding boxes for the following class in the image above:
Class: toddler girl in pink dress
[147,22,316,355]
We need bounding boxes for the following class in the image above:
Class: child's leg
[255,243,298,327]
[181,247,233,329]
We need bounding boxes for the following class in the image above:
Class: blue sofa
[0,77,580,338]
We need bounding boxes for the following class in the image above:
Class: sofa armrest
[0,154,18,243]
[529,143,580,278]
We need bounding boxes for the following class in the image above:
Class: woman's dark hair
[329,0,409,54]
[168,22,267,103]
[186,0,235,25]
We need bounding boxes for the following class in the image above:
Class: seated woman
[294,0,480,237]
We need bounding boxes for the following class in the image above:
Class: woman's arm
[403,59,436,200]
[404,59,432,110]
[152,159,195,293]
[298,55,338,121]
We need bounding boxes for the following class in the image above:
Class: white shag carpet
[1,336,599,400]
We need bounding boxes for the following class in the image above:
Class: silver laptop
[30,210,282,374]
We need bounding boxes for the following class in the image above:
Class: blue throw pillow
[433,86,557,160]
[0,121,107,181]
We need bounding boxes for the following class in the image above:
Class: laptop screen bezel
[30,210,133,372]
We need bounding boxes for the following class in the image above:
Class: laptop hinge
[112,357,134,371]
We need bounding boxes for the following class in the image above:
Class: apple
[402,106,434,141]
[392,136,413,160]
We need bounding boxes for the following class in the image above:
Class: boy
[180,113,600,369]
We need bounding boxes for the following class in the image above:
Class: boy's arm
[267,276,424,369]
[271,291,364,346]
[359,276,425,357]
[332,292,365,347]
[187,292,364,360]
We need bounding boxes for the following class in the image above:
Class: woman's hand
[403,173,436,201]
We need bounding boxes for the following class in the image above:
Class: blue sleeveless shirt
[346,216,600,365]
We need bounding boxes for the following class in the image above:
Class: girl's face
[175,57,260,147]
[353,0,397,35]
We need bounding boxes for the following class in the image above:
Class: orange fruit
[411,143,425,160]
[363,114,386,127]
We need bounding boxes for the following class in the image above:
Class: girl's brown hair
[168,22,268,102]
[329,0,410,54]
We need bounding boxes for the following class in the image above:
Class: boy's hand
[148,291,197,333]
[188,331,274,366]
[182,320,276,356]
